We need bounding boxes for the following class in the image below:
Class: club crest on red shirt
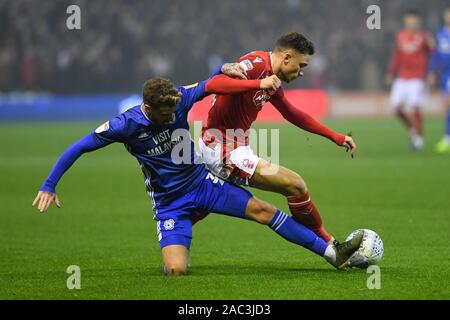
[253,90,271,109]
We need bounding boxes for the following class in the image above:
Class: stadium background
[0,0,449,299]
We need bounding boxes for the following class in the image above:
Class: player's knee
[286,173,308,196]
[258,202,277,225]
[246,198,277,225]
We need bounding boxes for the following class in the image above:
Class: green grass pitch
[0,118,449,300]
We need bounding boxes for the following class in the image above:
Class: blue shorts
[154,171,253,249]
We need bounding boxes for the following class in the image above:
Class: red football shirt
[202,51,345,158]
[203,51,280,148]
[388,30,432,79]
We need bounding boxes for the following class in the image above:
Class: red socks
[287,192,332,243]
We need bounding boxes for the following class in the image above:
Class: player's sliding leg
[201,177,362,269]
[217,190,358,268]
[203,180,362,269]
[241,197,362,269]
[249,159,334,244]
[244,197,328,256]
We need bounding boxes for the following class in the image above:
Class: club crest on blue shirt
[163,219,175,230]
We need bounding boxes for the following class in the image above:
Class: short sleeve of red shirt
[238,51,271,80]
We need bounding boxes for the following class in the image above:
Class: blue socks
[269,210,329,256]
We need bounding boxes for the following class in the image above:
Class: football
[345,229,384,269]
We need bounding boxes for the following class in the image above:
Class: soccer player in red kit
[197,32,356,245]
[386,10,434,150]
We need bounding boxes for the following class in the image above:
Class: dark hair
[405,9,419,17]
[142,77,181,108]
[275,32,315,55]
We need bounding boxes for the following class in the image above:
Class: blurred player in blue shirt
[428,7,450,153]
[32,64,362,275]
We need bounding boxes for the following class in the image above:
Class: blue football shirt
[40,81,212,208]
[430,27,450,79]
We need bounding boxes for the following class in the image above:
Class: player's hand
[341,134,356,158]
[221,63,248,80]
[260,75,281,92]
[32,191,61,213]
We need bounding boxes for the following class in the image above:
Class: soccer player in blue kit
[32,65,362,276]
[429,6,450,154]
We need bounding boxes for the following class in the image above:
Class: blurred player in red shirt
[386,10,434,151]
[196,32,356,245]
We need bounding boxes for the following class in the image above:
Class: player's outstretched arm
[180,70,281,108]
[205,74,281,95]
[32,132,112,213]
[211,61,280,93]
[179,62,280,109]
[271,92,356,158]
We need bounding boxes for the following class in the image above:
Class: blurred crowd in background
[0,0,448,93]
